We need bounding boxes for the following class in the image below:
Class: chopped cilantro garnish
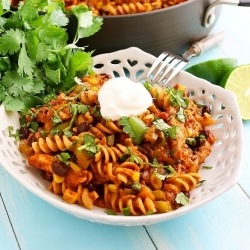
[153,119,171,130]
[123,207,131,216]
[146,210,154,215]
[176,107,186,123]
[29,122,39,132]
[131,182,142,191]
[153,119,179,139]
[120,116,135,139]
[51,113,62,125]
[175,192,189,205]
[105,209,117,216]
[7,126,20,141]
[78,134,99,157]
[55,152,71,165]
[143,82,153,91]
[166,125,179,139]
[198,180,206,186]
[150,158,177,180]
[166,87,189,108]
[202,166,213,169]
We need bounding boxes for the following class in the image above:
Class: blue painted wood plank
[239,121,250,196]
[210,5,250,66]
[146,184,250,250]
[0,167,155,250]
[0,195,19,250]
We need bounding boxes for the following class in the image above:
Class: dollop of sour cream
[98,76,153,121]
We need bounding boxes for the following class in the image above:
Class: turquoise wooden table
[1,5,250,250]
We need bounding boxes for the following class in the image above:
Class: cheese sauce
[98,76,153,121]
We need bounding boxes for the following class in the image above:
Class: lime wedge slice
[185,58,237,85]
[220,64,250,120]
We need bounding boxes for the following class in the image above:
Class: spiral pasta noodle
[12,0,187,16]
[18,73,216,216]
[32,134,79,153]
[62,0,187,16]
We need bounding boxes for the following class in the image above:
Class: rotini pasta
[12,0,188,16]
[17,72,216,216]
[64,0,187,16]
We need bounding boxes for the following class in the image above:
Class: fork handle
[188,31,225,58]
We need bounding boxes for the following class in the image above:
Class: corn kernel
[132,172,140,182]
[53,174,64,183]
[186,128,193,137]
[177,85,186,91]
[155,201,173,213]
[69,161,81,173]
[108,184,119,193]
[63,189,78,204]
[92,86,99,92]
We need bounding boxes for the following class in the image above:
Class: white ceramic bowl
[0,47,244,226]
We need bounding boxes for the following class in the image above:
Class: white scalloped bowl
[0,47,244,226]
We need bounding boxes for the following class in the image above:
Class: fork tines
[146,51,189,86]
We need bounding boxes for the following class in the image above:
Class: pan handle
[239,0,250,6]
[203,0,250,28]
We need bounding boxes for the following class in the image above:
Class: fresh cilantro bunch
[0,0,102,111]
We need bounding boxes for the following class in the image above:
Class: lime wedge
[220,64,250,120]
[185,58,237,85]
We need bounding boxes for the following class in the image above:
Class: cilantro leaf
[69,51,93,76]
[202,166,213,169]
[18,42,34,77]
[176,107,186,123]
[123,207,131,216]
[175,192,189,205]
[120,116,135,139]
[105,209,117,216]
[55,152,71,164]
[131,182,142,191]
[7,126,20,141]
[153,119,179,139]
[4,95,25,111]
[153,119,171,130]
[77,103,89,114]
[167,87,189,108]
[1,0,10,12]
[48,9,69,27]
[52,113,62,125]
[1,70,39,108]
[78,134,99,157]
[0,29,23,55]
[166,125,179,139]
[38,24,68,50]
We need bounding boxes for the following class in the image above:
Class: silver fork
[145,31,225,86]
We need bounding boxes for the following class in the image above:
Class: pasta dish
[65,0,187,15]
[17,73,216,216]
[12,0,187,16]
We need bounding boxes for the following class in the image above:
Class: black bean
[87,183,104,197]
[19,127,29,139]
[51,159,68,177]
[77,122,90,134]
[201,105,211,115]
